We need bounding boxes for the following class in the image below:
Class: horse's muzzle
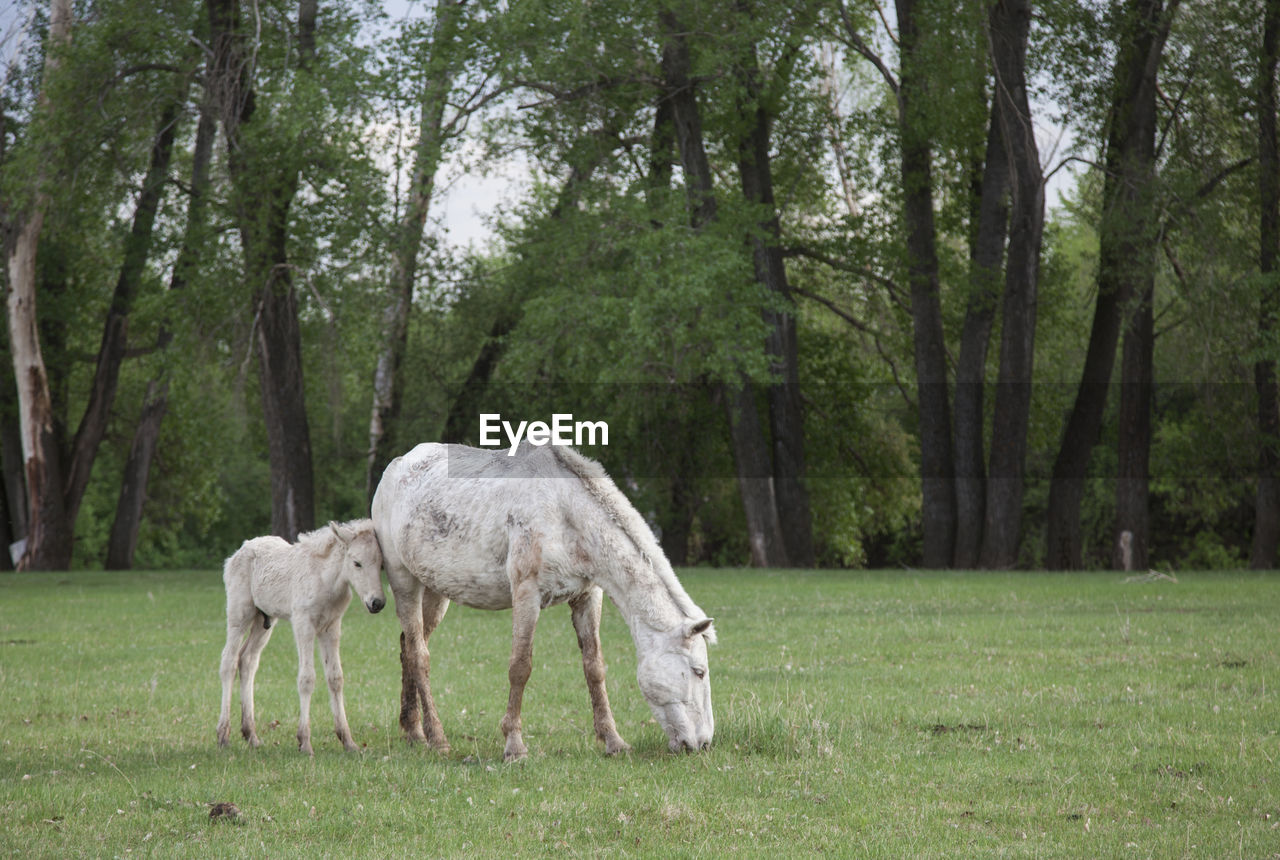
[673,739,711,753]
[367,597,386,614]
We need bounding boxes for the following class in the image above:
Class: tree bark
[367,0,465,500]
[896,0,955,568]
[980,0,1043,569]
[1113,286,1153,570]
[1253,0,1280,569]
[660,5,787,567]
[4,0,73,571]
[1,356,27,569]
[1045,0,1173,569]
[208,0,315,540]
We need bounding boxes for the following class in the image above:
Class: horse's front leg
[570,588,630,755]
[501,578,542,763]
[393,574,451,752]
[502,531,545,762]
[293,618,317,755]
[317,619,358,751]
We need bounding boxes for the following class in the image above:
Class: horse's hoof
[503,739,528,762]
[604,738,632,756]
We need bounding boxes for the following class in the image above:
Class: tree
[659,4,789,567]
[731,1,816,567]
[106,47,219,570]
[896,0,955,568]
[979,0,1043,569]
[1253,0,1280,569]
[366,0,495,499]
[4,0,74,570]
[1045,0,1176,570]
[207,0,315,540]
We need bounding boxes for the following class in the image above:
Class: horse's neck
[308,540,346,599]
[592,546,686,638]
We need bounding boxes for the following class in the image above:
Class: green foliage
[1,0,1275,569]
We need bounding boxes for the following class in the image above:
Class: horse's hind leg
[217,606,253,747]
[570,587,630,755]
[317,619,358,751]
[237,614,274,747]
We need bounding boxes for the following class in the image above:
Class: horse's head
[330,520,386,614]
[636,617,715,752]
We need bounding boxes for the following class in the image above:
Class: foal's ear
[685,617,716,644]
[329,520,353,546]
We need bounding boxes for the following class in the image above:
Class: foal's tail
[223,541,273,629]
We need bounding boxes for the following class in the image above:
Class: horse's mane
[551,446,712,638]
[294,519,373,558]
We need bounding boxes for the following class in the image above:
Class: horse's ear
[685,617,716,644]
[329,520,352,546]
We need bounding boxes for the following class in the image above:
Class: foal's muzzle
[367,597,386,614]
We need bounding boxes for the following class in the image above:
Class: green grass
[1,568,1278,858]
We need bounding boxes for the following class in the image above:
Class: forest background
[2,0,1277,573]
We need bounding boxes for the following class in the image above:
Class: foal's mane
[551,446,710,634]
[295,524,340,558]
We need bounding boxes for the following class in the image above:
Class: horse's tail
[223,541,273,629]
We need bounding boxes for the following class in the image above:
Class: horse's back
[373,443,584,611]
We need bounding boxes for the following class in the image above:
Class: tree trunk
[4,0,73,571]
[660,6,787,566]
[105,381,168,570]
[733,29,813,567]
[1045,0,1172,569]
[1113,286,1153,570]
[209,0,315,540]
[1,357,27,569]
[367,0,464,499]
[896,0,955,568]
[1253,0,1280,569]
[953,89,1010,569]
[980,0,1043,570]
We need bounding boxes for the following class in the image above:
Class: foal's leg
[293,617,318,755]
[317,619,358,751]
[237,615,275,747]
[217,604,254,747]
[501,533,543,762]
[570,588,630,755]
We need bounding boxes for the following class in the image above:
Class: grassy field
[1,567,1277,858]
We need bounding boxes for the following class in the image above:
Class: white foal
[217,520,386,754]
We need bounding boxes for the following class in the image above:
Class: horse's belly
[404,541,513,611]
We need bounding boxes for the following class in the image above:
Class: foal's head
[329,520,386,614]
[636,617,716,753]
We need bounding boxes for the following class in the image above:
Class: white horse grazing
[372,442,716,762]
[217,520,386,755]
